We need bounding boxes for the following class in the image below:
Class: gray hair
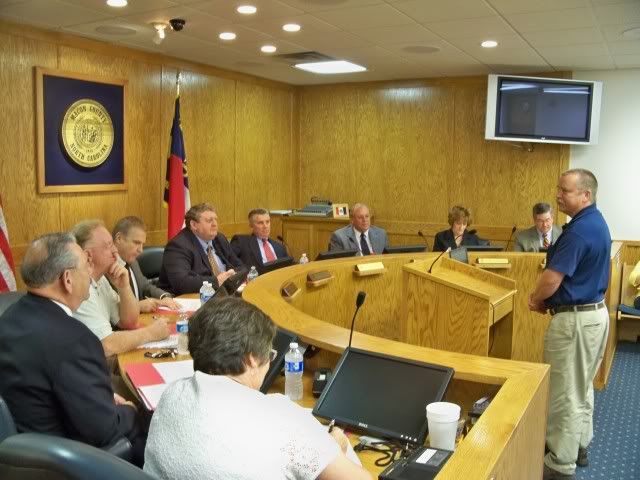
[20,233,79,288]
[351,203,369,215]
[112,216,146,238]
[71,219,105,249]
[248,208,269,224]
[532,202,552,216]
[562,168,598,203]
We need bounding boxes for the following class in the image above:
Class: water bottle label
[200,293,213,304]
[285,360,303,373]
[176,321,188,334]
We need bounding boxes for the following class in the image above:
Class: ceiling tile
[486,0,588,15]
[0,0,110,28]
[600,23,640,41]
[314,3,415,30]
[239,13,339,38]
[549,55,616,69]
[613,53,640,67]
[469,47,549,67]
[189,0,304,22]
[277,0,383,14]
[607,40,640,55]
[595,3,640,25]
[445,33,531,51]
[193,24,275,46]
[424,15,514,39]
[505,8,597,32]
[287,29,371,50]
[538,43,610,58]
[63,0,178,17]
[351,23,441,45]
[223,38,306,55]
[391,0,496,23]
[522,27,604,47]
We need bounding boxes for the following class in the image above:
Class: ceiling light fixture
[261,45,277,53]
[106,0,127,7]
[237,5,257,14]
[219,32,237,41]
[282,23,301,32]
[294,60,366,74]
[481,40,498,48]
[153,23,167,45]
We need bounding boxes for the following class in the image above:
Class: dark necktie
[263,239,276,262]
[125,264,138,300]
[360,233,371,256]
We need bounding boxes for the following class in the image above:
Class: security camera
[169,18,186,31]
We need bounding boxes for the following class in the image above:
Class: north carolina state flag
[163,96,191,240]
[0,194,17,292]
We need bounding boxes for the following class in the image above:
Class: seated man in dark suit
[329,203,388,255]
[230,208,288,274]
[158,203,245,295]
[0,233,147,466]
[112,216,180,312]
[433,205,482,251]
[514,202,562,252]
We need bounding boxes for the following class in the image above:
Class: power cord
[353,440,413,467]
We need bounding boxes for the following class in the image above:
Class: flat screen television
[312,348,454,445]
[260,328,298,393]
[485,74,602,145]
[315,249,358,261]
[383,245,428,254]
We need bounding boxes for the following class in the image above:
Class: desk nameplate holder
[353,261,386,277]
[475,257,512,270]
[307,271,334,287]
[281,282,301,301]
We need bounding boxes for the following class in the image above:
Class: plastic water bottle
[299,253,309,264]
[200,281,214,305]
[284,342,304,401]
[247,266,259,282]
[176,313,189,355]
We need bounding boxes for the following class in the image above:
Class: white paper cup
[426,402,461,451]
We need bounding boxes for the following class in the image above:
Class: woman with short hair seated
[630,260,640,309]
[432,205,482,252]
[144,297,370,480]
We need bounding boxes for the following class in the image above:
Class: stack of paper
[125,360,194,410]
[156,298,202,313]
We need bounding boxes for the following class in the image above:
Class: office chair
[137,246,164,284]
[0,433,153,480]
[0,394,17,442]
[0,292,24,317]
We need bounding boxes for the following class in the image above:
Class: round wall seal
[61,99,114,168]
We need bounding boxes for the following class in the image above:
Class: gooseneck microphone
[427,230,473,273]
[276,235,291,255]
[418,230,429,248]
[504,226,517,251]
[348,291,367,350]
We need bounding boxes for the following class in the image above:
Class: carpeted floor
[576,341,640,479]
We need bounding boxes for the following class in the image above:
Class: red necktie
[263,239,276,262]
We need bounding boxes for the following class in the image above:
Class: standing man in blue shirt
[529,169,610,480]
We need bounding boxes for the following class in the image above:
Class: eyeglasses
[269,348,278,362]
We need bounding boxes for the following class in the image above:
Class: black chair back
[0,394,17,442]
[137,246,164,283]
[0,433,154,480]
[0,292,24,317]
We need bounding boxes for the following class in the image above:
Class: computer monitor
[222,267,249,295]
[465,245,504,253]
[312,348,454,445]
[259,256,294,275]
[260,328,298,393]
[383,245,428,254]
[315,249,358,261]
[449,247,469,264]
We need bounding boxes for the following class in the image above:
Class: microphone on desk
[418,230,429,249]
[276,235,291,256]
[504,226,517,251]
[348,291,367,350]
[427,231,471,274]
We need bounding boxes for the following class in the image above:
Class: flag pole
[176,71,181,97]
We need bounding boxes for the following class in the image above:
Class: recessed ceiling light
[219,32,237,41]
[481,40,498,48]
[622,27,640,39]
[106,0,127,7]
[294,60,367,74]
[261,45,277,53]
[237,5,257,14]
[282,23,301,32]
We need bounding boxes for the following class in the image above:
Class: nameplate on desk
[307,270,333,287]
[353,261,386,276]
[476,257,509,264]
[475,257,511,270]
[281,282,300,301]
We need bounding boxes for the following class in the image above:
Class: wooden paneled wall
[298,77,570,234]
[0,21,296,287]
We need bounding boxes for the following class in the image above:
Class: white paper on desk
[154,359,194,383]
[137,334,178,350]
[138,384,169,411]
[157,298,201,312]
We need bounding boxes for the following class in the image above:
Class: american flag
[0,194,17,292]
[163,91,191,240]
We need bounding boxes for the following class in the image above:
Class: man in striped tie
[231,209,288,274]
[514,202,563,252]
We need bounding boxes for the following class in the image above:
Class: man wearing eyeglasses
[514,202,562,252]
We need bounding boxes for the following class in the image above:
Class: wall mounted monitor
[485,74,602,145]
[313,348,454,445]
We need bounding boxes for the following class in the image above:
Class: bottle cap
[290,342,298,349]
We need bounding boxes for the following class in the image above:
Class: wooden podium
[402,256,517,358]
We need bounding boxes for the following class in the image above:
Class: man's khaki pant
[544,307,608,475]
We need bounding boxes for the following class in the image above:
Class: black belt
[550,300,606,316]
